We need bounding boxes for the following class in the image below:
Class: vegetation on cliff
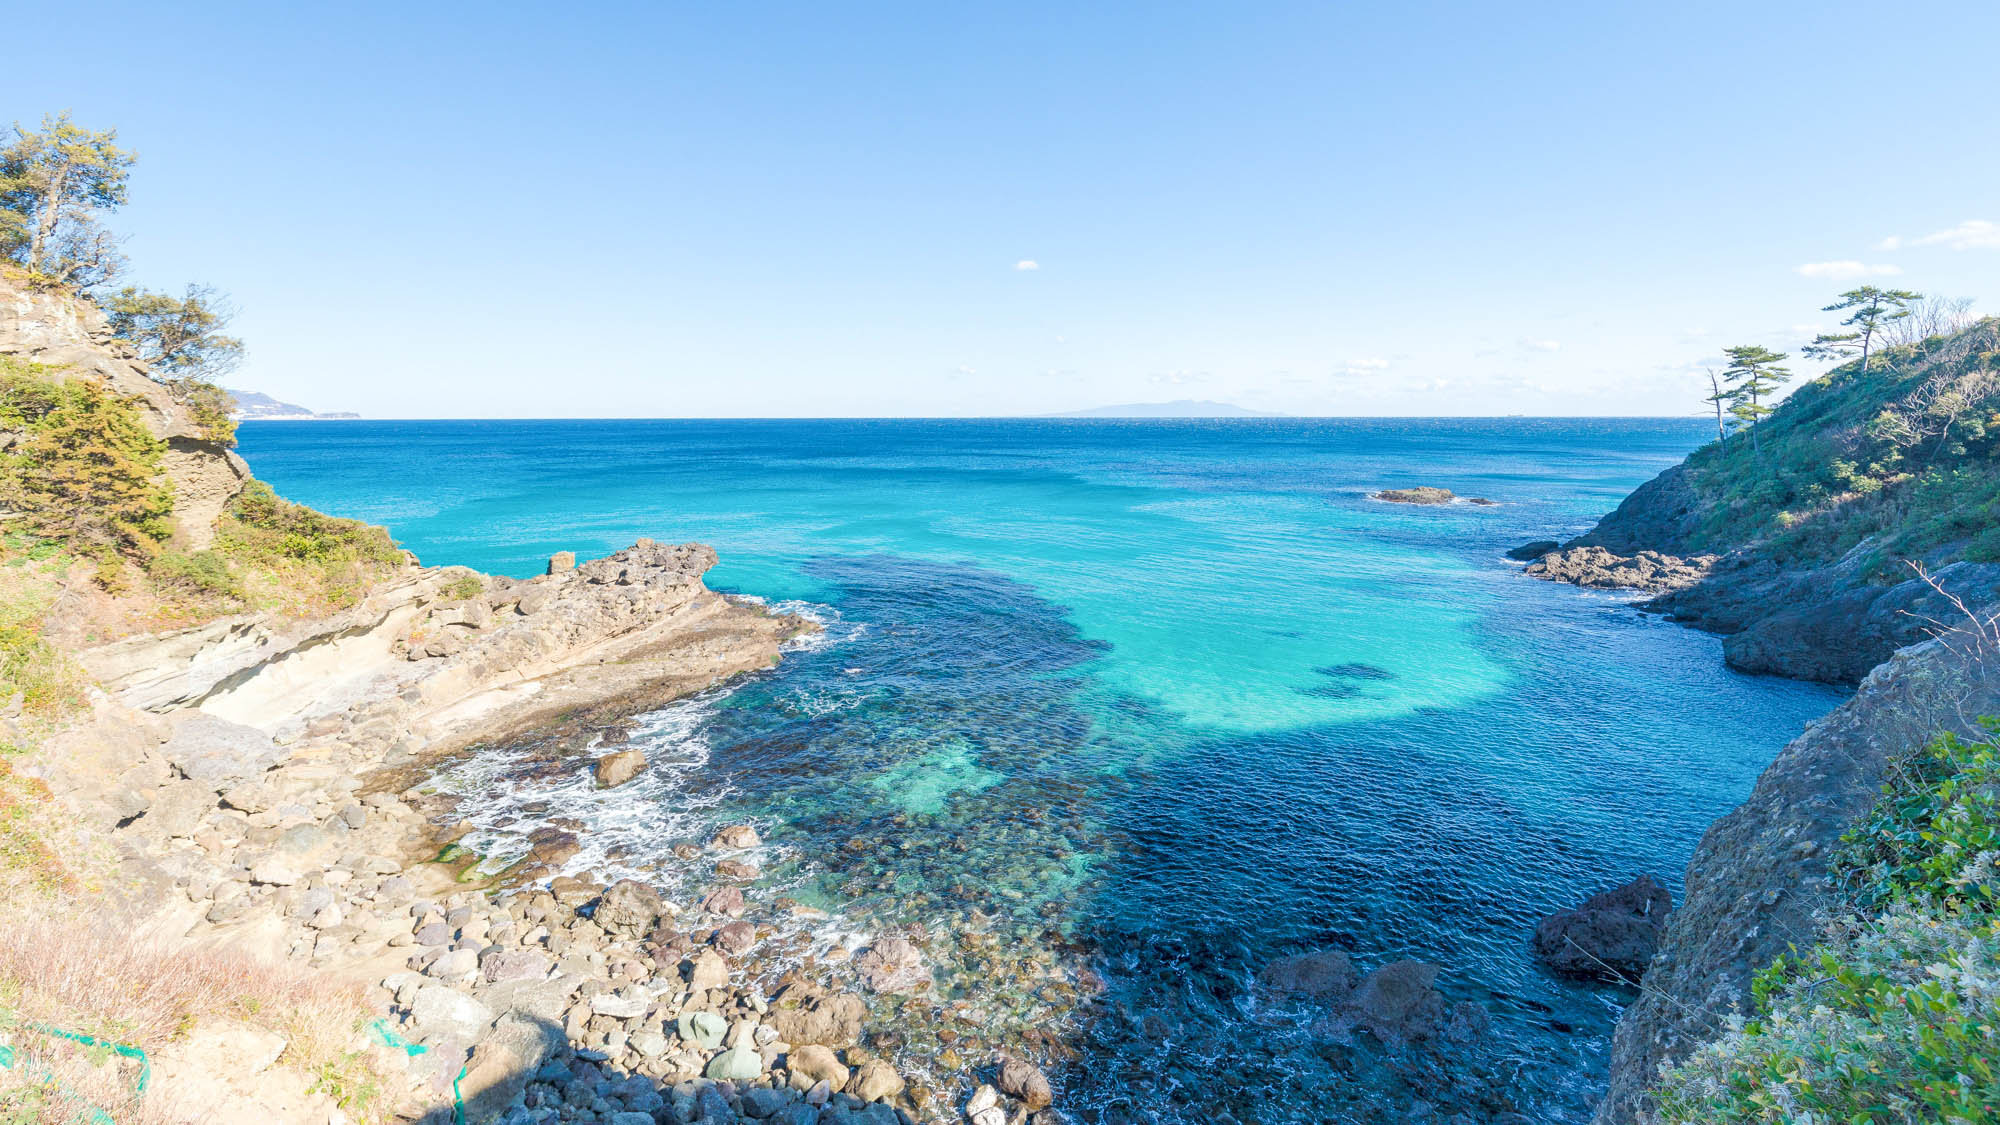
[1653,722,1999,1123]
[1678,310,1999,576]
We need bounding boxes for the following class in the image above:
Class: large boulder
[593,878,667,938]
[1532,875,1673,982]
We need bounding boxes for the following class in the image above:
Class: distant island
[1047,399,1284,418]
[226,388,359,419]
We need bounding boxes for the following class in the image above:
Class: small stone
[786,1043,847,1093]
[249,857,301,886]
[687,948,731,992]
[677,1010,727,1050]
[705,1042,763,1081]
[849,1059,903,1103]
[710,824,760,849]
[996,1057,1053,1110]
[547,551,576,574]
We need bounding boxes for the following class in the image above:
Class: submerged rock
[1342,959,1446,1045]
[1532,875,1674,982]
[1257,949,1357,999]
[855,935,930,994]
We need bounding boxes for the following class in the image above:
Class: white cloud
[1149,370,1205,385]
[1796,260,1904,280]
[1014,260,1039,271]
[1341,357,1391,376]
[954,365,977,375]
[1875,235,1904,251]
[1909,220,1999,251]
[1519,337,1562,352]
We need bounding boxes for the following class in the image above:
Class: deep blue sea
[239,418,1841,1123]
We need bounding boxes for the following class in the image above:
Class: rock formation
[1594,633,2000,1122]
[1532,875,1673,982]
[0,274,249,547]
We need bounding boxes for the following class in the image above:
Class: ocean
[238,418,1841,1122]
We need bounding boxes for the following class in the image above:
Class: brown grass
[0,909,393,1122]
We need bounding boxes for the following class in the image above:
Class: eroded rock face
[1595,636,2000,1123]
[0,276,247,546]
[1532,875,1673,982]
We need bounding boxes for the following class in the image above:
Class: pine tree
[1718,345,1792,455]
[1803,287,1922,372]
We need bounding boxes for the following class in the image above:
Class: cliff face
[1595,631,1999,1122]
[0,275,250,547]
[1528,320,2000,684]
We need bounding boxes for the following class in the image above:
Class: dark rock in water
[593,748,646,788]
[1506,540,1560,561]
[593,878,666,938]
[1375,486,1455,505]
[1524,546,1714,594]
[1465,497,1498,506]
[1257,950,1358,998]
[1532,875,1673,982]
[1343,959,1447,1044]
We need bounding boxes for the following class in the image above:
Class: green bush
[0,356,172,562]
[147,549,240,600]
[1653,725,2000,1124]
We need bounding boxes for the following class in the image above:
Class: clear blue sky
[9,1,1998,417]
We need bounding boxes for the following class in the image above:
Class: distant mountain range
[225,389,359,420]
[1047,400,1284,418]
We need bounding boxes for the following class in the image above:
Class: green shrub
[1653,724,2000,1123]
[0,356,172,562]
[146,549,240,601]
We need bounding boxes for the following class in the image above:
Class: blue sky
[9,1,1998,417]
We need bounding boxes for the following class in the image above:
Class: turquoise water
[240,419,1841,1122]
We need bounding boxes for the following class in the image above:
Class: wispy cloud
[954,365,977,375]
[1879,220,1999,252]
[1341,357,1391,376]
[1519,337,1562,352]
[1014,260,1040,271]
[1796,260,1903,280]
[1149,370,1206,385]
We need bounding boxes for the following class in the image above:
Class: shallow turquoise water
[240,418,1841,1122]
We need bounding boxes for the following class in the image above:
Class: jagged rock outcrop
[1532,875,1673,982]
[1524,466,2000,683]
[1595,633,2000,1123]
[1523,546,1715,594]
[0,276,249,546]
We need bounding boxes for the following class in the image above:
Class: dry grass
[0,909,394,1122]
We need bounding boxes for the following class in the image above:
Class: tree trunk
[27,163,68,275]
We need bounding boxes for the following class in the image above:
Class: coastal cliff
[1524,318,2000,684]
[0,278,904,1122]
[1519,318,2000,1122]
